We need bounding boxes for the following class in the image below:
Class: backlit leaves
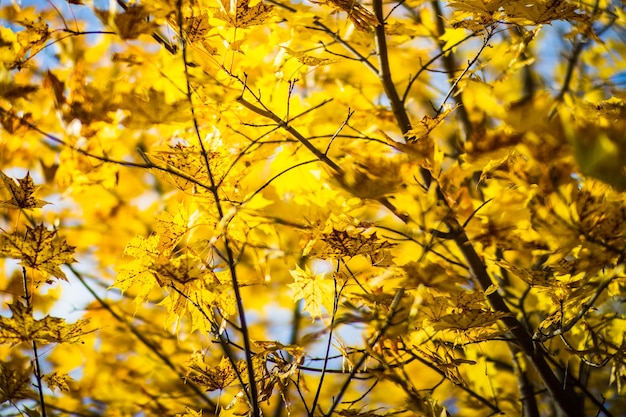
[120,89,190,127]
[448,0,585,25]
[186,354,243,391]
[149,144,212,192]
[312,0,379,31]
[0,360,31,403]
[42,372,72,393]
[288,266,335,321]
[304,218,395,263]
[0,171,49,209]
[215,0,274,28]
[281,47,337,67]
[115,210,188,298]
[95,5,159,40]
[565,96,626,191]
[0,0,625,415]
[0,225,75,281]
[0,302,88,345]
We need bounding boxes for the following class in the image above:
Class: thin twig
[371,0,584,414]
[67,266,217,410]
[21,267,47,417]
[323,288,406,416]
[177,0,259,411]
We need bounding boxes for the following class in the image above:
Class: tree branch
[371,1,583,415]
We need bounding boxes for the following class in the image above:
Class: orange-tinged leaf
[0,171,49,209]
[0,225,75,281]
[288,266,335,321]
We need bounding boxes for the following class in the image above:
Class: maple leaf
[0,360,32,403]
[114,233,161,301]
[43,371,73,392]
[335,154,407,199]
[0,171,49,209]
[16,18,50,59]
[288,266,335,321]
[186,354,243,391]
[432,308,508,331]
[305,221,395,264]
[0,109,32,135]
[215,0,274,28]
[0,225,75,281]
[281,47,337,66]
[312,0,379,31]
[149,144,211,192]
[448,0,585,25]
[95,5,159,40]
[0,302,88,345]
[120,88,190,127]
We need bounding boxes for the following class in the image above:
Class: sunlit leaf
[0,224,75,281]
[0,171,49,209]
[0,302,88,345]
[95,5,159,40]
[288,266,335,321]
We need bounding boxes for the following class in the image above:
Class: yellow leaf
[120,88,190,127]
[16,18,50,58]
[95,5,159,40]
[114,234,161,299]
[448,0,585,25]
[186,355,243,391]
[311,0,379,31]
[0,360,31,402]
[0,171,49,209]
[43,371,73,392]
[221,391,251,417]
[288,266,335,321]
[0,27,19,67]
[0,225,75,281]
[0,302,88,345]
[439,27,467,51]
[281,47,337,67]
[484,284,499,296]
[177,407,203,417]
[215,0,274,28]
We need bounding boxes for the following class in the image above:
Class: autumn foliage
[0,0,625,416]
